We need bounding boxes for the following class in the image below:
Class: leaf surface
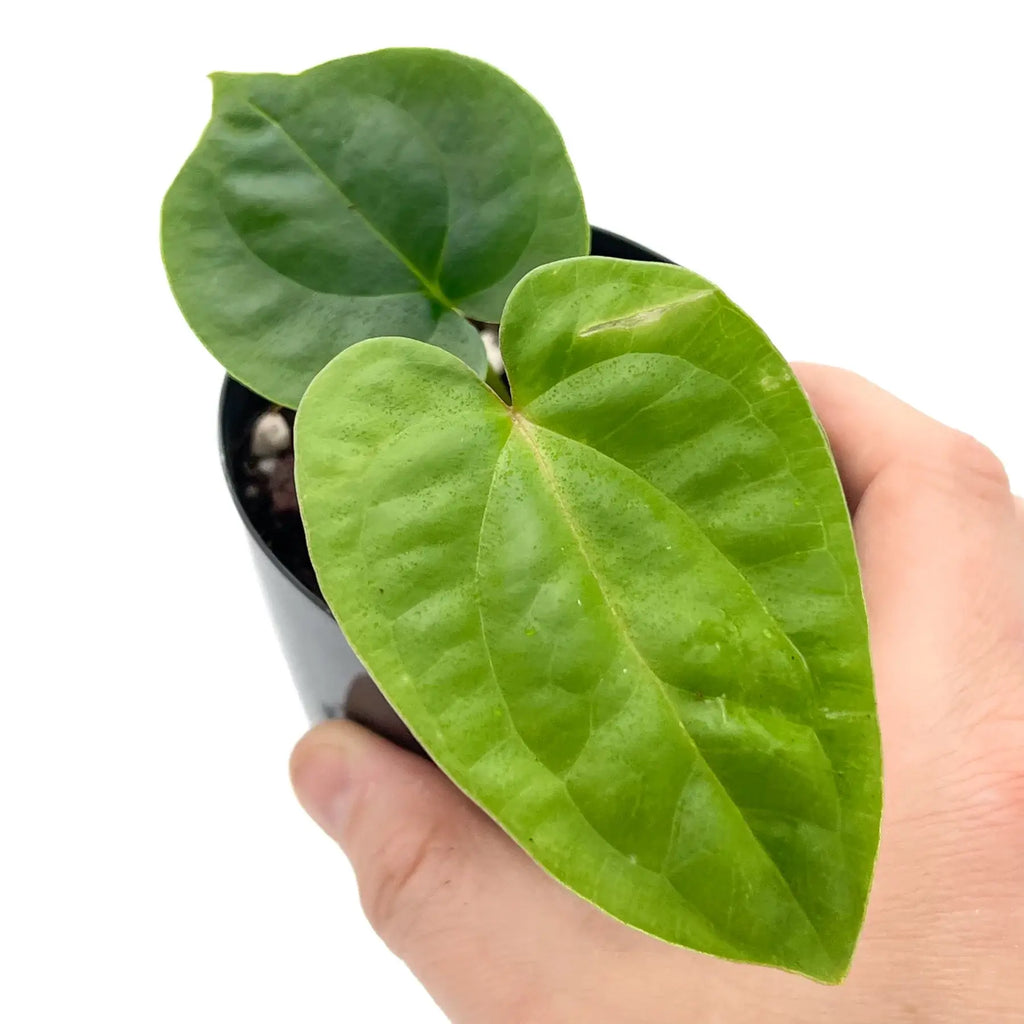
[294,257,881,981]
[161,48,587,406]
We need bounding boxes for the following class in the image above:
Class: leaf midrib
[517,406,818,695]
[469,425,747,957]
[520,347,841,679]
[243,97,460,312]
[510,413,834,965]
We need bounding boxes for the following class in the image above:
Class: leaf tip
[207,70,247,105]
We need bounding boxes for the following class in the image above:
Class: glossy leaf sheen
[295,258,881,982]
[161,48,587,406]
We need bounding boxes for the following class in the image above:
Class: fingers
[791,363,1012,514]
[290,719,631,1024]
[790,364,1016,586]
[791,364,1020,759]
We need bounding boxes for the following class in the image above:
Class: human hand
[290,365,1024,1023]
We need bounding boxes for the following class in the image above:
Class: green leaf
[294,257,881,982]
[161,48,588,407]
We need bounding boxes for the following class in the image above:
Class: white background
[4,2,1022,1021]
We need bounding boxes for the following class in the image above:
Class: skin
[290,365,1024,1023]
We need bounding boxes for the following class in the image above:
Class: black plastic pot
[219,227,670,750]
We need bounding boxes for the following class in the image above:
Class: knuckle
[869,432,1010,511]
[937,431,1010,495]
[358,820,463,950]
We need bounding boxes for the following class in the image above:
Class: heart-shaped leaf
[294,257,881,982]
[161,48,588,406]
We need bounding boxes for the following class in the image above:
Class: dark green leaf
[294,257,881,982]
[161,49,588,406]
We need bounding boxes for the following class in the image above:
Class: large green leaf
[161,48,588,407]
[294,257,881,982]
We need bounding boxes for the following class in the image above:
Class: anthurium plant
[162,47,881,983]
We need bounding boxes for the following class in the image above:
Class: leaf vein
[513,415,833,961]
[242,97,458,310]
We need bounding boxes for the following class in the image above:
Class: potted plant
[161,47,881,985]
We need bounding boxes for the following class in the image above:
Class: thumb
[289,721,804,1023]
[289,720,604,1022]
